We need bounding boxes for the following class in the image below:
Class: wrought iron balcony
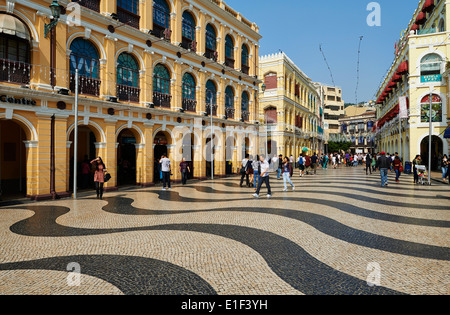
[241,65,250,75]
[182,98,197,112]
[75,0,100,12]
[70,74,100,96]
[117,7,140,29]
[205,103,217,116]
[225,57,235,69]
[117,84,140,102]
[0,58,31,84]
[225,107,235,119]
[153,91,171,108]
[241,110,250,122]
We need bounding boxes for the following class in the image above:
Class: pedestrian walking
[393,155,403,183]
[180,157,190,185]
[276,154,283,180]
[91,157,107,199]
[365,154,373,175]
[304,154,312,175]
[311,153,318,174]
[376,152,392,187]
[412,155,421,184]
[253,155,272,198]
[252,155,260,190]
[240,154,250,187]
[440,154,448,183]
[160,154,171,190]
[322,154,329,169]
[298,155,305,177]
[282,157,295,191]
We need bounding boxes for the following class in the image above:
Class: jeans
[162,171,171,188]
[253,171,260,188]
[95,182,104,198]
[256,176,271,195]
[240,172,249,187]
[395,169,401,181]
[442,167,448,180]
[380,168,388,186]
[277,168,282,179]
[282,172,294,190]
[181,171,188,185]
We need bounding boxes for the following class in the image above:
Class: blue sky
[224,0,419,103]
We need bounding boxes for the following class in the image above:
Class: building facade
[375,0,450,168]
[259,52,324,159]
[0,0,262,200]
[339,106,377,154]
[321,84,345,135]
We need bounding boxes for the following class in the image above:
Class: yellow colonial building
[259,52,324,159]
[375,0,450,168]
[0,0,262,200]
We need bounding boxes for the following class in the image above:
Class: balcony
[153,91,171,108]
[76,0,100,12]
[225,107,235,119]
[117,84,140,103]
[225,57,235,69]
[0,58,31,84]
[204,48,218,61]
[241,65,250,75]
[70,74,100,96]
[241,110,250,122]
[117,7,140,29]
[182,98,197,112]
[205,104,217,116]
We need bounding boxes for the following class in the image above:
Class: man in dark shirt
[311,153,318,175]
[376,152,392,187]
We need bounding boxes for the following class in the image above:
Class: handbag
[399,165,404,173]
[104,172,111,183]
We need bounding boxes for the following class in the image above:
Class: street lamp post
[73,69,79,198]
[206,90,214,180]
[45,0,62,38]
[428,85,434,185]
[261,84,267,156]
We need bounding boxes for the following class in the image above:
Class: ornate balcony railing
[117,84,140,102]
[241,65,250,75]
[225,107,235,119]
[75,0,100,12]
[182,98,197,112]
[204,48,218,61]
[205,104,217,116]
[70,74,101,96]
[153,91,171,108]
[0,58,31,84]
[241,110,250,122]
[225,57,235,69]
[117,7,140,29]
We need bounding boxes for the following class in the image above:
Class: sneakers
[282,188,287,192]
[252,193,259,198]
[267,194,272,198]
[292,186,295,191]
[162,187,167,190]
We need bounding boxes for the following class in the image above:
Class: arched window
[182,72,196,100]
[265,106,277,124]
[205,24,217,60]
[182,11,195,43]
[70,38,99,79]
[153,64,171,108]
[117,52,140,102]
[241,91,250,122]
[438,19,445,32]
[182,72,196,112]
[420,53,442,77]
[421,94,443,123]
[69,38,100,95]
[0,14,31,84]
[153,0,170,37]
[225,35,234,68]
[225,86,235,119]
[241,44,249,74]
[153,64,171,94]
[205,80,217,115]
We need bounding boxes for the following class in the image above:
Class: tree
[328,141,352,153]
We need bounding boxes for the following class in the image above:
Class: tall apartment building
[0,0,262,200]
[259,52,324,158]
[321,85,345,135]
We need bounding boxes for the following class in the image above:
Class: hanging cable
[319,44,336,87]
[355,36,363,105]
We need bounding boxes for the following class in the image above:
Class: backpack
[298,157,304,165]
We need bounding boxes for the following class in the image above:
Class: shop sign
[421,75,442,83]
[0,95,37,106]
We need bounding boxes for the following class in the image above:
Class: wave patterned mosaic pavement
[0,168,449,295]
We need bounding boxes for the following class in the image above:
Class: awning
[0,14,31,41]
[393,73,402,82]
[444,127,450,139]
[411,24,419,31]
[422,0,435,13]
[397,61,409,75]
[416,12,426,24]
